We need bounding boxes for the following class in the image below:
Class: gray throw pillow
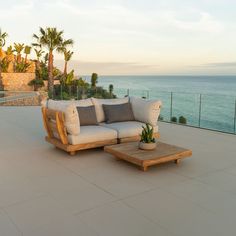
[76,105,98,126]
[103,103,135,124]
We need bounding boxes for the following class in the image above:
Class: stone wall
[0,91,48,106]
[2,73,36,91]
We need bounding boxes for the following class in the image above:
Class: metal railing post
[77,86,79,100]
[199,94,202,127]
[170,92,173,121]
[127,89,130,97]
[52,86,54,100]
[69,86,71,98]
[234,99,236,134]
[60,84,63,100]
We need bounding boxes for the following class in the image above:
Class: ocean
[93,75,236,134]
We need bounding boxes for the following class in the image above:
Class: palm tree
[14,43,25,63]
[6,46,14,56]
[24,45,32,62]
[63,50,73,75]
[0,29,8,90]
[34,48,44,62]
[91,73,98,88]
[5,46,14,73]
[34,48,44,73]
[32,27,73,93]
[44,53,49,64]
[109,84,114,96]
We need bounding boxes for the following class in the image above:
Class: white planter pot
[139,142,156,151]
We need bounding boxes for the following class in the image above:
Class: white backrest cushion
[130,97,162,126]
[43,100,80,135]
[74,98,93,107]
[91,97,129,123]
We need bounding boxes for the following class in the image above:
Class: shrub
[0,57,10,72]
[52,72,117,100]
[171,116,177,123]
[28,79,44,91]
[39,62,49,80]
[61,91,71,100]
[75,77,89,89]
[14,61,30,73]
[179,116,187,124]
[158,115,164,121]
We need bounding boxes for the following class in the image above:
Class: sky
[0,0,236,75]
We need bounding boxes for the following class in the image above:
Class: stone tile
[74,161,139,186]
[222,165,236,176]
[0,210,21,236]
[4,195,72,234]
[24,216,98,236]
[196,170,236,194]
[48,180,115,214]
[96,175,155,199]
[124,188,233,236]
[0,178,45,207]
[137,165,190,188]
[52,148,115,171]
[1,107,236,236]
[151,154,216,178]
[161,179,226,204]
[78,201,174,236]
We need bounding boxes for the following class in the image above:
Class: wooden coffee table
[104,142,192,171]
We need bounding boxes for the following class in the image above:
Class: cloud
[43,1,224,35]
[55,60,160,75]
[160,10,223,33]
[0,0,34,19]
[193,62,236,67]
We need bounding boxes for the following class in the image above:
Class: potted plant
[139,123,157,150]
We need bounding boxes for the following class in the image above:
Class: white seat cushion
[130,97,162,126]
[91,97,129,123]
[100,121,158,139]
[68,126,117,145]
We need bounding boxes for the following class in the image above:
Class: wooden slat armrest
[41,107,68,145]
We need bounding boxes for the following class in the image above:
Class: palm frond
[32,34,39,40]
[39,27,46,36]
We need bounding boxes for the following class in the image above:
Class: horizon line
[78,74,236,77]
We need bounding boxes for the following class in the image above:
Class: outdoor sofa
[41,97,162,155]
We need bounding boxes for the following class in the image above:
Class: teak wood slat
[42,107,54,138]
[45,136,117,155]
[45,109,57,120]
[104,142,192,171]
[42,107,68,145]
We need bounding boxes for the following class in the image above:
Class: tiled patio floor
[0,107,236,236]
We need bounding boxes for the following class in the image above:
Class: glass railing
[127,89,236,134]
[51,85,236,135]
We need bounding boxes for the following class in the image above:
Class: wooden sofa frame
[42,107,160,156]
